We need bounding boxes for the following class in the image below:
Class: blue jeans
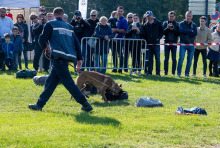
[177,46,195,76]
[148,45,160,75]
[5,58,13,70]
[36,58,88,108]
[164,45,177,75]
[22,50,28,69]
[95,54,107,74]
[112,40,124,69]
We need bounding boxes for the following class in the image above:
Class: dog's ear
[120,84,122,88]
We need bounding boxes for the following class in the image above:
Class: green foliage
[0,58,220,147]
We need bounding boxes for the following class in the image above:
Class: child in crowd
[11,27,23,70]
[2,33,15,71]
[108,11,118,38]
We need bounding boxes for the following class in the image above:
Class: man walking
[28,7,93,112]
[163,11,179,76]
[177,11,197,77]
[192,16,212,78]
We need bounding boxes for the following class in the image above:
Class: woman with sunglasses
[14,13,29,69]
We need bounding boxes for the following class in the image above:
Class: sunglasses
[128,17,133,18]
[41,10,46,12]
[18,16,23,18]
[91,15,96,17]
[31,17,37,20]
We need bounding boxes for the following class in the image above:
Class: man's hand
[76,60,83,70]
[104,35,109,40]
[112,28,117,33]
[45,45,50,54]
[22,39,25,43]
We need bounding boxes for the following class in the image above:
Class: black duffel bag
[16,69,37,78]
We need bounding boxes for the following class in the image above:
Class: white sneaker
[138,71,142,76]
[203,74,207,78]
[191,74,196,77]
[172,74,175,76]
[133,71,137,75]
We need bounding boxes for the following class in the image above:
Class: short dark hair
[53,7,64,16]
[133,14,139,18]
[168,11,176,16]
[4,33,11,39]
[200,16,206,21]
[12,26,19,31]
[117,6,124,10]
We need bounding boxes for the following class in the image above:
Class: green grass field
[0,55,220,148]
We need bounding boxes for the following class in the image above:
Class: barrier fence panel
[81,37,148,75]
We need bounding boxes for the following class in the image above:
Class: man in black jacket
[70,10,91,70]
[33,13,50,72]
[163,11,179,76]
[143,11,163,76]
[87,10,99,69]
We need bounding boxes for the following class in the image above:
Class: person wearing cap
[70,10,91,71]
[143,10,163,76]
[28,7,93,112]
[177,11,197,77]
[163,11,180,76]
[33,12,50,72]
[63,14,68,22]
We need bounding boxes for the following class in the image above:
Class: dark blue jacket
[143,18,163,44]
[179,20,197,43]
[94,23,114,54]
[14,22,29,43]
[163,20,180,43]
[108,17,117,28]
[39,17,82,62]
[116,16,128,38]
[126,22,143,39]
[2,41,15,59]
[11,35,23,53]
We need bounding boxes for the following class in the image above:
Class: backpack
[33,75,49,85]
[16,69,37,78]
[135,97,163,107]
[105,90,128,101]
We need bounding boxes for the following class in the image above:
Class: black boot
[81,102,93,112]
[28,104,42,111]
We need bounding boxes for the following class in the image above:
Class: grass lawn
[0,55,220,148]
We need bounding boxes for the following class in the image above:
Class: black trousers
[193,48,207,75]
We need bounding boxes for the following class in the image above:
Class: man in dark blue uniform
[28,7,93,112]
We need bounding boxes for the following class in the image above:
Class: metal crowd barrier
[81,37,148,76]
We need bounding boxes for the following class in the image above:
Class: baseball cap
[146,11,153,16]
[75,10,81,16]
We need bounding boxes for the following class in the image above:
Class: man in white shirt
[0,7,14,39]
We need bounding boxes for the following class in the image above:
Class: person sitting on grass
[11,26,23,71]
[2,33,15,71]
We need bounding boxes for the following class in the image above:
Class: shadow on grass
[74,112,121,126]
[0,70,16,76]
[107,73,142,83]
[141,74,220,85]
[92,100,129,107]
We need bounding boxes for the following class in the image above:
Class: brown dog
[76,71,122,101]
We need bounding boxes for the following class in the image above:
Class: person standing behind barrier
[192,16,212,78]
[163,11,179,76]
[177,11,197,77]
[124,13,134,72]
[28,7,93,112]
[63,14,68,22]
[94,16,114,74]
[0,7,14,71]
[142,14,147,25]
[11,27,23,71]
[207,24,220,77]
[143,11,163,76]
[111,6,128,73]
[87,10,99,69]
[108,11,118,30]
[2,34,15,71]
[125,14,143,75]
[33,12,50,72]
[70,10,91,71]
[14,13,29,69]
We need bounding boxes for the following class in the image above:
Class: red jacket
[6,13,13,20]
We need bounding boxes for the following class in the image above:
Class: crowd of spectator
[0,6,219,77]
